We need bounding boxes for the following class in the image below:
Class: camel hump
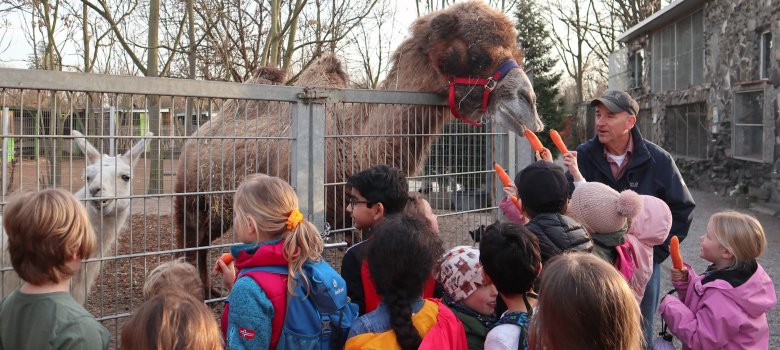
[251,66,286,84]
[296,53,349,88]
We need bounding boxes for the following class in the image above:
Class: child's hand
[535,147,553,162]
[503,183,518,197]
[213,258,236,290]
[563,151,583,182]
[670,267,688,282]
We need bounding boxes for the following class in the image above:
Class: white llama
[1,130,152,304]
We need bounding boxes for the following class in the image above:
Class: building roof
[617,0,707,43]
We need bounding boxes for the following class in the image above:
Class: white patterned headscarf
[434,246,485,301]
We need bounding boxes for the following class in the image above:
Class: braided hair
[366,213,443,350]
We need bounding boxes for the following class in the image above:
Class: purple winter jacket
[659,262,776,350]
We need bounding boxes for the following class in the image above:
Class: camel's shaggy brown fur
[175,1,543,295]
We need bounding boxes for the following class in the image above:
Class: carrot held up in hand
[494,162,522,211]
[494,162,513,187]
[670,236,684,270]
[550,129,568,154]
[524,129,544,152]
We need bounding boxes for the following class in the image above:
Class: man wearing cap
[565,89,695,344]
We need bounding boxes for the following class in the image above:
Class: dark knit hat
[515,160,569,216]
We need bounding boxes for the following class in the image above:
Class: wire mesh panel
[0,69,514,348]
[320,90,509,269]
[0,69,305,346]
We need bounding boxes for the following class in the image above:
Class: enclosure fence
[0,67,529,344]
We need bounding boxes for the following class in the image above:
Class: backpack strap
[235,265,289,349]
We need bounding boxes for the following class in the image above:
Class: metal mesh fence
[0,68,516,346]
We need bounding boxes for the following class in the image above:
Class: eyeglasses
[346,197,375,207]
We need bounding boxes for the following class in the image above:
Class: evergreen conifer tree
[515,0,566,156]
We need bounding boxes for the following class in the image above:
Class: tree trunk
[184,0,195,136]
[147,0,164,194]
[83,2,91,73]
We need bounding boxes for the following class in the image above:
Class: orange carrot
[493,162,522,211]
[511,196,522,211]
[550,129,569,154]
[524,129,544,152]
[219,253,235,265]
[670,236,683,270]
[493,162,513,187]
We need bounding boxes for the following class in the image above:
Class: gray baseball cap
[590,90,639,116]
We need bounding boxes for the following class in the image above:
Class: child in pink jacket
[625,195,672,303]
[659,211,776,350]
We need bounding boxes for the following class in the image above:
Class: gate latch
[297,88,329,104]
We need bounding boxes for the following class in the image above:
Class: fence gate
[0,67,529,346]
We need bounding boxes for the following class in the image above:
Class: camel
[175,0,543,294]
[1,130,151,304]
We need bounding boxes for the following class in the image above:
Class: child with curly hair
[345,214,467,350]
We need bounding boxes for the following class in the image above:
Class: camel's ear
[430,12,459,40]
[123,132,153,165]
[71,130,102,164]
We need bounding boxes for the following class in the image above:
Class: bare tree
[345,0,394,88]
[584,0,667,84]
[544,0,596,105]
[415,0,518,16]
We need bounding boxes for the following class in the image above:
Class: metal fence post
[290,94,326,234]
[2,107,9,198]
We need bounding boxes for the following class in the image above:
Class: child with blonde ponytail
[213,173,343,349]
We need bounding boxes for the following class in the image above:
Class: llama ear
[123,132,153,165]
[71,130,102,164]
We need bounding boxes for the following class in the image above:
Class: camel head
[72,130,152,214]
[419,1,543,133]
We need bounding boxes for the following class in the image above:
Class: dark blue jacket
[567,127,695,264]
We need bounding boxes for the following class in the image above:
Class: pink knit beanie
[434,246,485,301]
[568,182,643,234]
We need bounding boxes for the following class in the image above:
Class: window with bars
[733,84,774,163]
[760,32,772,80]
[635,109,654,143]
[630,49,644,88]
[651,10,704,92]
[664,103,708,159]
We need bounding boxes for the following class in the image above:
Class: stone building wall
[628,0,780,208]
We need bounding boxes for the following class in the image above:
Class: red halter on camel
[447,60,521,127]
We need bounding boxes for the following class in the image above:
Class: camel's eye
[86,175,93,182]
[121,175,131,182]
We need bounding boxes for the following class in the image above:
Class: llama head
[71,130,153,214]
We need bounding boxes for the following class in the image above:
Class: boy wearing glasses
[341,164,409,315]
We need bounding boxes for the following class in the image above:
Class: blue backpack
[238,261,359,350]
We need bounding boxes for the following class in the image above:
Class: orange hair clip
[286,209,304,230]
